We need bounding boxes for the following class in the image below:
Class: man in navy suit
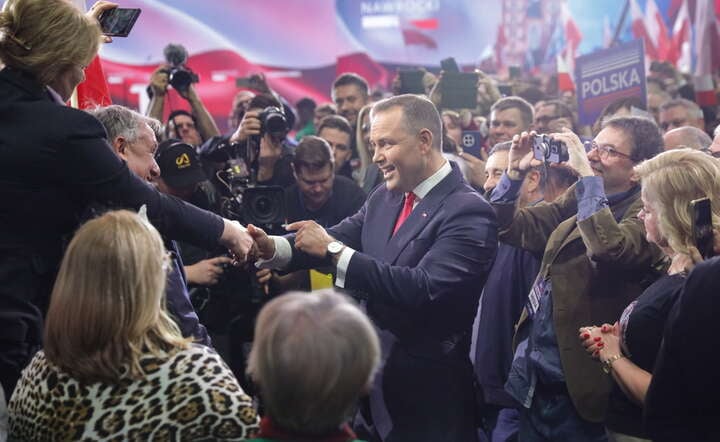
[250,94,498,442]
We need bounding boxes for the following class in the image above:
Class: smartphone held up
[99,7,141,37]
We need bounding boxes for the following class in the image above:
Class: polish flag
[69,0,112,109]
[557,54,574,92]
[669,0,692,72]
[693,0,720,106]
[630,0,658,59]
[560,2,581,88]
[494,24,507,69]
[561,2,582,55]
[603,15,613,48]
[645,0,671,60]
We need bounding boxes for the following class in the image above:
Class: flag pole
[610,0,631,47]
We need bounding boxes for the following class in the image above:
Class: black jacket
[0,67,221,396]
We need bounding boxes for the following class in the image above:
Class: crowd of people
[1,0,720,441]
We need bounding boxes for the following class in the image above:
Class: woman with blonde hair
[355,103,383,194]
[8,211,259,440]
[579,148,720,441]
[0,0,252,396]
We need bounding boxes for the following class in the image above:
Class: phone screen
[398,70,425,95]
[99,8,141,37]
[691,197,714,259]
[440,72,478,109]
[441,57,460,73]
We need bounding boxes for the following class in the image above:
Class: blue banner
[575,40,647,126]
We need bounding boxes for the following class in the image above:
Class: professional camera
[251,106,289,146]
[163,43,199,93]
[200,136,286,234]
[532,134,569,164]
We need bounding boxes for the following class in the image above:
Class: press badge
[526,276,548,318]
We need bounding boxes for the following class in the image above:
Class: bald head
[663,126,712,151]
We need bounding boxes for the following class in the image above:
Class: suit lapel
[382,166,462,263]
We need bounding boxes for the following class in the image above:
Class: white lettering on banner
[580,68,641,99]
[360,0,440,15]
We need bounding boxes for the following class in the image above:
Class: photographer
[490,118,664,440]
[154,139,231,287]
[228,94,295,187]
[146,44,220,146]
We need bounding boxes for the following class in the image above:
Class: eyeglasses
[585,140,634,161]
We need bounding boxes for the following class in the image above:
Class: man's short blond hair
[247,290,380,434]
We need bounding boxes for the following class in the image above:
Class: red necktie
[393,192,417,235]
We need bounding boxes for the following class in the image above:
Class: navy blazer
[287,163,498,442]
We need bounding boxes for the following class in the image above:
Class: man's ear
[113,136,128,159]
[525,169,541,194]
[418,128,434,154]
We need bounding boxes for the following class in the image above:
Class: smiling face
[120,123,161,183]
[333,84,368,127]
[370,107,428,193]
[489,107,525,146]
[483,150,509,193]
[587,126,637,195]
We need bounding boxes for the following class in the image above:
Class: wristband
[602,354,625,374]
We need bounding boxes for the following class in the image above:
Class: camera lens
[169,68,192,92]
[253,196,272,217]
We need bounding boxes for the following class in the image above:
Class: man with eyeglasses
[533,99,577,135]
[489,117,665,441]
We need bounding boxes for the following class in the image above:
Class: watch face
[328,241,343,254]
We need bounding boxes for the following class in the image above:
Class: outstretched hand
[286,220,334,258]
[247,224,275,260]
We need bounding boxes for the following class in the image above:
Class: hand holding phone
[690,197,715,260]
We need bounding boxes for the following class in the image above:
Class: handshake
[219,219,338,264]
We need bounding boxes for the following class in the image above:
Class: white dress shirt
[257,160,452,288]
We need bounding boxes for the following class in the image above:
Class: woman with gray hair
[246,290,380,442]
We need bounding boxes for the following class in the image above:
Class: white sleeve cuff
[334,247,355,288]
[255,236,292,270]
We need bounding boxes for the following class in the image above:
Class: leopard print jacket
[8,345,259,441]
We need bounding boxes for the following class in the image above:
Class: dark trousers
[519,391,606,442]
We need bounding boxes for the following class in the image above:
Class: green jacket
[492,182,664,423]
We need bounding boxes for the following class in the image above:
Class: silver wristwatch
[326,240,345,257]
